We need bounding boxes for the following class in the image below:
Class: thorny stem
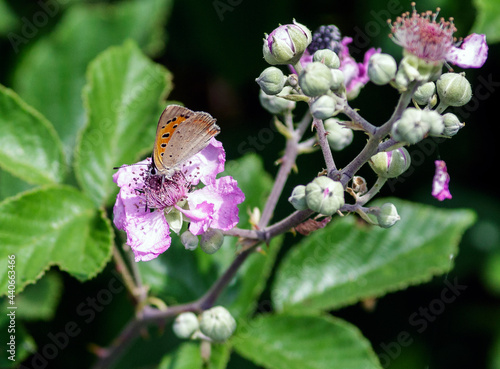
[258,110,311,229]
[312,117,337,176]
[112,246,143,305]
[340,82,420,186]
[357,177,388,205]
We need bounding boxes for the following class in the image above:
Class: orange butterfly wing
[152,105,220,176]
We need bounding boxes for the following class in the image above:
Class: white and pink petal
[446,33,488,69]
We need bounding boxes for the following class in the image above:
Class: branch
[312,117,337,176]
[258,110,311,228]
[339,82,420,186]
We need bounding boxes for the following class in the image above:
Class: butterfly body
[151,105,220,178]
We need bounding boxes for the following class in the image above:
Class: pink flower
[432,160,452,201]
[113,138,245,261]
[293,25,380,99]
[337,37,380,99]
[389,5,488,68]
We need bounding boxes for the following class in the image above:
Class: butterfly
[150,105,220,178]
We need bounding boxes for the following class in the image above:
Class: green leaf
[11,0,173,160]
[0,169,35,201]
[233,314,382,369]
[0,186,113,295]
[138,154,278,319]
[472,0,500,43]
[8,271,63,321]
[0,316,36,367]
[0,85,65,185]
[158,342,231,369]
[76,40,172,206]
[272,198,476,313]
[0,0,17,35]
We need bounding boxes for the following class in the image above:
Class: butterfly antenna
[113,162,150,170]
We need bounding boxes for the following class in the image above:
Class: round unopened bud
[181,230,199,251]
[263,20,312,65]
[200,228,224,254]
[424,110,444,136]
[369,147,411,178]
[259,87,296,115]
[305,176,344,216]
[413,82,436,105]
[442,113,465,137]
[256,67,286,95]
[368,53,397,85]
[436,72,472,107]
[199,306,236,342]
[391,108,430,144]
[173,312,199,339]
[324,118,353,151]
[311,95,336,119]
[313,49,340,69]
[299,61,333,97]
[329,69,345,91]
[395,54,441,91]
[288,185,308,210]
[376,203,400,228]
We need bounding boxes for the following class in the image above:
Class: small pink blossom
[337,37,380,99]
[389,5,488,68]
[432,160,452,201]
[113,138,245,261]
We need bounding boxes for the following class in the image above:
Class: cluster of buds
[180,228,225,254]
[173,306,237,342]
[257,3,487,230]
[257,21,379,119]
[289,176,344,216]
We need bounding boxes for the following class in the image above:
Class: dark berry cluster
[308,25,342,54]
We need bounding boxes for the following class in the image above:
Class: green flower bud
[413,82,436,105]
[313,49,340,69]
[324,118,353,151]
[181,230,199,251]
[199,306,236,342]
[305,176,344,216]
[263,20,312,65]
[288,185,308,210]
[329,69,345,91]
[259,87,296,115]
[395,54,441,90]
[200,228,224,254]
[173,312,199,339]
[287,73,299,88]
[311,95,336,120]
[391,108,430,144]
[425,110,444,136]
[256,67,286,95]
[442,113,465,137]
[369,147,411,178]
[165,207,183,234]
[368,53,397,85]
[376,203,400,228]
[299,61,333,97]
[436,72,472,107]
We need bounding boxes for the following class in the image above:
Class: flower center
[140,168,189,210]
[388,3,456,63]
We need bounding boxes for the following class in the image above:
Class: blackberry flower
[389,3,487,68]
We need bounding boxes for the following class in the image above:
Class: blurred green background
[1,0,499,368]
